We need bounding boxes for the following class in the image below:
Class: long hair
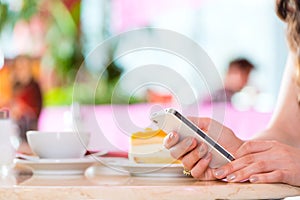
[277,0,300,85]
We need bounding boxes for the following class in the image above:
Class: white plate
[15,157,99,175]
[103,158,185,177]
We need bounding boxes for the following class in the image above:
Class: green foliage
[44,79,144,106]
[45,0,83,83]
[44,86,73,106]
[0,0,38,32]
[0,3,8,32]
[19,0,38,20]
[0,0,144,105]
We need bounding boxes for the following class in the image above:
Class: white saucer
[15,157,99,175]
[102,158,185,177]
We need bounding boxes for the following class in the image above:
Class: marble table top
[1,163,300,200]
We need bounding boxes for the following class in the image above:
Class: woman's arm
[212,54,300,186]
[254,53,300,147]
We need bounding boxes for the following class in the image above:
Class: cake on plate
[129,128,179,164]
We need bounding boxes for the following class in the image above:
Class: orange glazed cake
[129,128,179,164]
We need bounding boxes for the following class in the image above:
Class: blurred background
[0,0,287,106]
[0,0,288,151]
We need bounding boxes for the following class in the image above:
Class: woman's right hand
[163,117,243,180]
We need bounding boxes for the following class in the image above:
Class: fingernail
[214,169,224,177]
[227,174,236,181]
[186,138,193,146]
[198,144,206,154]
[169,133,174,140]
[249,176,258,183]
[204,153,211,160]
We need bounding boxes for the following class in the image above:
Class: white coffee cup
[26,131,90,159]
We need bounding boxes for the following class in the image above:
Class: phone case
[150,108,234,168]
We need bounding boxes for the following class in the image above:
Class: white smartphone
[150,108,234,168]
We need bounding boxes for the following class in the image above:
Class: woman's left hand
[213,140,300,186]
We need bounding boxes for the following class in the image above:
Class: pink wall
[111,0,205,33]
[38,103,272,152]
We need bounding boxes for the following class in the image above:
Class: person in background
[208,58,255,103]
[9,55,42,153]
[146,88,173,104]
[164,0,300,187]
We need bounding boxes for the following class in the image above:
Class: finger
[188,117,212,131]
[191,153,212,179]
[213,156,250,179]
[249,170,286,184]
[169,137,197,159]
[225,160,274,183]
[181,142,208,170]
[214,149,289,180]
[213,152,264,179]
[235,140,274,158]
[163,132,180,149]
[195,168,216,181]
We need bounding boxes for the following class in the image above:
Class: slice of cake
[129,128,179,164]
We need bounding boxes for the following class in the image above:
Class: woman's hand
[163,117,243,180]
[213,140,300,186]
